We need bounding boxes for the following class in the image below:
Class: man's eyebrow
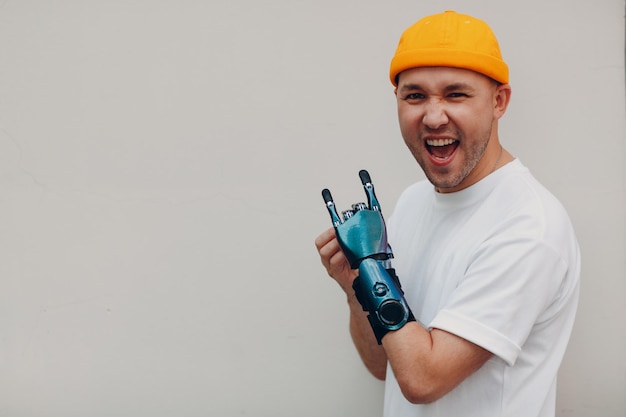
[443,83,473,92]
[398,83,423,92]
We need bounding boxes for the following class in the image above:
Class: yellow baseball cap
[389,10,509,86]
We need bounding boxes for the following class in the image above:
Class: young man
[315,11,580,417]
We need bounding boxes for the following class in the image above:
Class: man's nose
[422,100,448,129]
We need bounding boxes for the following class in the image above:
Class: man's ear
[494,84,512,120]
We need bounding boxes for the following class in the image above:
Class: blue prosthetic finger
[359,169,382,212]
[322,188,342,228]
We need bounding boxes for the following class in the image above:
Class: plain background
[0,0,624,416]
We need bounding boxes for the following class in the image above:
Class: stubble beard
[415,126,492,192]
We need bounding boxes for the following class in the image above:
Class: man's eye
[405,93,425,100]
[448,92,469,98]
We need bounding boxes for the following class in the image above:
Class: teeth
[426,138,456,146]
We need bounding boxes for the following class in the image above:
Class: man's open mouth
[426,138,459,160]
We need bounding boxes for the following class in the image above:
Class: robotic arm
[322,170,415,344]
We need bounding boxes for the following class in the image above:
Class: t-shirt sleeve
[428,234,568,366]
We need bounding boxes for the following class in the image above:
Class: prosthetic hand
[322,170,415,344]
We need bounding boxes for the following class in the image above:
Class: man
[314,10,580,417]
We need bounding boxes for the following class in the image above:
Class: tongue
[430,143,457,159]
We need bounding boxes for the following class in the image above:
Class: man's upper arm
[382,323,493,404]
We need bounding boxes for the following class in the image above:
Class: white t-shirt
[384,159,580,417]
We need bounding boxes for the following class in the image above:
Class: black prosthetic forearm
[353,259,415,344]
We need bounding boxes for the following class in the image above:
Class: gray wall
[0,1,624,416]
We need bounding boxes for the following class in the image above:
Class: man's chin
[426,171,466,193]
